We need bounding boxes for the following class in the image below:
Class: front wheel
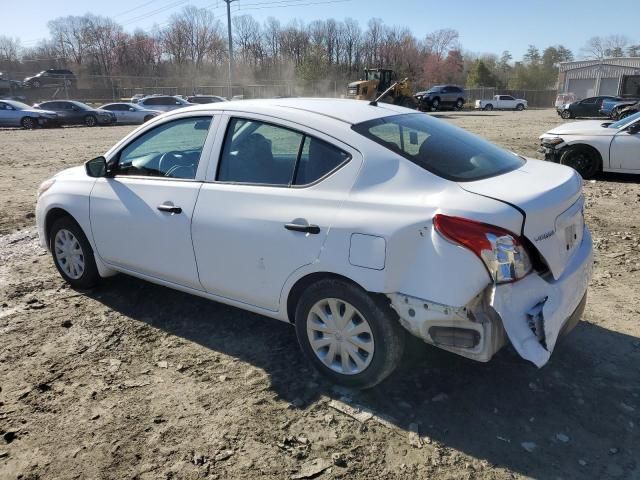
[143,115,154,123]
[560,146,600,179]
[561,110,572,119]
[295,279,405,389]
[516,103,525,111]
[455,98,464,110]
[84,115,97,127]
[49,216,100,289]
[484,104,494,111]
[21,116,36,129]
[430,98,440,111]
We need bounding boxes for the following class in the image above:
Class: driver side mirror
[85,156,107,177]
[627,122,640,135]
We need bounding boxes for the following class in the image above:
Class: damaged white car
[36,99,593,388]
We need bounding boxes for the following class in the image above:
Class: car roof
[178,98,411,125]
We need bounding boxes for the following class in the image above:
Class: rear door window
[352,113,525,182]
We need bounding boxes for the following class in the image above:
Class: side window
[114,117,211,179]
[218,118,303,185]
[295,137,350,185]
[367,121,430,158]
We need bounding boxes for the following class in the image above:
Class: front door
[192,115,358,311]
[611,126,640,170]
[90,115,216,289]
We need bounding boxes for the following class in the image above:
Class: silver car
[0,100,58,129]
[99,102,160,124]
[136,95,192,112]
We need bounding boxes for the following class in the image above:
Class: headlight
[434,214,532,284]
[542,137,564,147]
[37,178,56,198]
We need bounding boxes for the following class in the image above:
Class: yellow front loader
[346,68,416,108]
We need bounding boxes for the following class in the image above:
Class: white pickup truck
[475,95,527,111]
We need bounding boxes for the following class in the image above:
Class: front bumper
[389,227,593,366]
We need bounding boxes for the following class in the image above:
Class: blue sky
[7,0,639,59]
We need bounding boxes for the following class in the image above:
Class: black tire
[455,98,464,110]
[516,103,525,111]
[561,109,572,119]
[32,79,41,88]
[294,279,406,389]
[84,115,97,127]
[430,97,440,111]
[143,115,154,123]
[49,216,100,289]
[21,116,36,129]
[484,104,494,111]
[560,146,600,179]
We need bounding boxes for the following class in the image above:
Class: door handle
[285,223,320,234]
[157,204,182,214]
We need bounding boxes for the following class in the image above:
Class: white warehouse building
[558,57,640,99]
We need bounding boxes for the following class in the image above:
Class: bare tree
[0,36,21,63]
[47,16,88,64]
[423,28,459,61]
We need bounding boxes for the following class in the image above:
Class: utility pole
[224,0,236,100]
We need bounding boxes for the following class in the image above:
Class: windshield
[427,87,441,93]
[352,113,525,182]
[4,100,30,110]
[608,112,640,129]
[70,101,91,110]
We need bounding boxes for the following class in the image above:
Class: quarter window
[217,118,350,186]
[114,117,211,179]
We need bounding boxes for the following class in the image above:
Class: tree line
[0,6,638,91]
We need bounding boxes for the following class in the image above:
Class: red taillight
[433,214,532,283]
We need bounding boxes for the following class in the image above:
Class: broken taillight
[433,214,532,284]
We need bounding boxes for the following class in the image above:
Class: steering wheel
[158,151,183,176]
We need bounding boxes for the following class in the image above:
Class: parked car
[99,102,160,124]
[186,95,227,104]
[23,69,76,89]
[0,72,22,91]
[599,98,636,119]
[554,92,576,108]
[414,85,466,111]
[540,111,640,178]
[33,100,116,127]
[136,95,192,112]
[36,99,593,388]
[613,100,640,120]
[475,95,527,111]
[556,96,620,119]
[130,94,146,104]
[0,99,58,129]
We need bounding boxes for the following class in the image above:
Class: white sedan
[540,112,640,178]
[36,99,593,388]
[99,102,160,125]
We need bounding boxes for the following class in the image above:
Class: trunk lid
[459,159,583,279]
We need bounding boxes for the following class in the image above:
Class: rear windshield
[352,113,525,182]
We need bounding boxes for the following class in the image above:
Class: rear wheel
[21,116,36,129]
[560,146,600,179]
[49,216,100,289]
[295,279,405,389]
[561,109,573,119]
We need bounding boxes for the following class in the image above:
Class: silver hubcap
[306,298,374,375]
[54,229,85,280]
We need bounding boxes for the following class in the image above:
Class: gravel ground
[1,109,639,480]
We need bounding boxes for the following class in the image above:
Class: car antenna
[369,80,399,106]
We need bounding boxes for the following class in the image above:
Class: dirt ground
[1,109,639,480]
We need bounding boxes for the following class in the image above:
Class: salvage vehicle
[23,69,76,89]
[614,100,640,120]
[99,102,160,124]
[36,99,593,388]
[556,96,620,119]
[599,98,637,119]
[414,85,466,111]
[540,112,640,178]
[0,99,58,129]
[34,100,116,127]
[346,68,416,108]
[475,95,527,111]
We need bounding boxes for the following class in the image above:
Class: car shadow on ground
[88,274,640,479]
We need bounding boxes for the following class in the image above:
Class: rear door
[192,114,360,311]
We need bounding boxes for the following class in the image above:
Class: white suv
[36,99,593,388]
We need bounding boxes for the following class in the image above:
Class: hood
[545,120,615,136]
[459,159,583,280]
[54,165,86,179]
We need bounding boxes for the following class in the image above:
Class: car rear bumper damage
[388,227,593,366]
